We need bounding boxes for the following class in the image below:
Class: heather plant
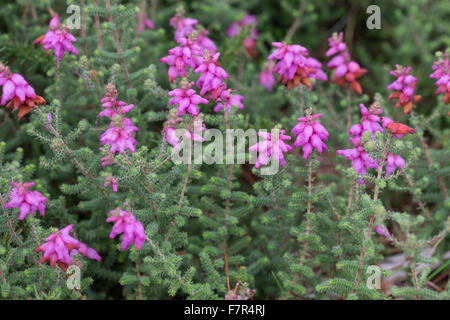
[0,0,448,301]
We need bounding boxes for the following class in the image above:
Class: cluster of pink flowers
[164,112,183,150]
[0,63,45,118]
[170,12,199,39]
[35,225,101,272]
[162,11,247,149]
[169,11,216,53]
[292,113,329,159]
[387,65,421,114]
[106,208,146,251]
[430,52,450,105]
[99,85,138,156]
[326,32,366,95]
[99,85,135,118]
[195,52,229,98]
[226,13,258,57]
[5,182,47,220]
[100,117,139,154]
[268,42,327,90]
[249,129,292,169]
[160,36,202,82]
[165,9,217,74]
[375,225,392,240]
[196,28,217,54]
[164,112,206,150]
[213,88,244,113]
[337,103,409,184]
[137,13,155,32]
[336,136,379,185]
[385,153,406,177]
[168,80,209,116]
[260,61,276,92]
[104,176,118,193]
[37,15,78,62]
[337,104,382,184]
[348,104,384,138]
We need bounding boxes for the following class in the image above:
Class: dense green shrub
[0,0,448,300]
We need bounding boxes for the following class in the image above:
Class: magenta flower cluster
[268,42,326,90]
[337,104,406,184]
[249,130,293,169]
[104,176,118,193]
[40,15,79,62]
[387,65,421,114]
[35,225,101,272]
[161,11,247,149]
[160,37,202,82]
[137,13,155,32]
[213,88,244,113]
[326,32,366,95]
[430,52,450,105]
[5,182,47,220]
[226,13,258,56]
[348,104,384,138]
[106,208,146,251]
[292,113,329,159]
[0,63,45,118]
[195,52,229,98]
[5,182,102,271]
[168,81,209,116]
[99,85,138,156]
[0,69,36,106]
[260,61,276,92]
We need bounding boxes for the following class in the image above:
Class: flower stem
[352,134,392,294]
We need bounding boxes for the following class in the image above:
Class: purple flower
[387,64,421,114]
[260,61,275,92]
[35,224,101,272]
[326,32,366,95]
[385,153,405,176]
[106,208,146,251]
[104,176,118,193]
[325,32,347,57]
[349,103,384,138]
[164,113,183,150]
[137,13,155,32]
[169,14,198,40]
[338,102,408,183]
[430,52,450,105]
[291,113,328,159]
[213,88,244,113]
[100,117,139,154]
[336,137,379,185]
[375,225,392,240]
[40,14,79,61]
[196,28,216,54]
[183,117,206,142]
[45,113,53,130]
[160,37,202,82]
[168,81,209,116]
[268,42,326,90]
[5,182,47,220]
[195,52,229,98]
[0,63,45,118]
[226,13,258,56]
[0,71,35,105]
[99,85,134,118]
[249,129,292,169]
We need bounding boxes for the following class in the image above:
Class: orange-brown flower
[6,95,46,119]
[386,121,416,135]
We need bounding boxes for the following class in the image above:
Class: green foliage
[0,0,448,300]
